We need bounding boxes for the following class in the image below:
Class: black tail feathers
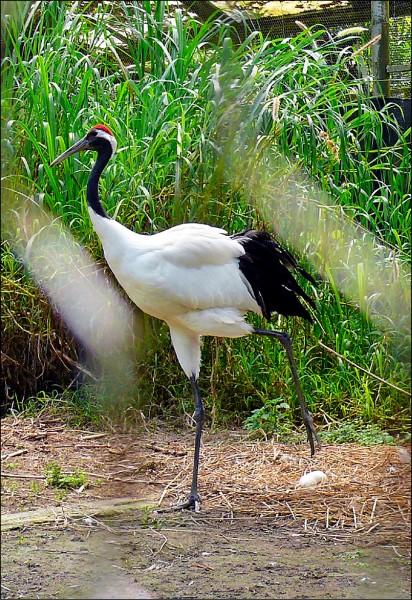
[232,229,316,322]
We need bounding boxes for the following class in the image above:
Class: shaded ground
[1,513,411,599]
[1,416,411,598]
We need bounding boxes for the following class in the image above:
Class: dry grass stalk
[351,35,381,58]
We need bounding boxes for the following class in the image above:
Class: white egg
[298,470,328,488]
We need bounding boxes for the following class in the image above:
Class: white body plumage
[90,210,259,377]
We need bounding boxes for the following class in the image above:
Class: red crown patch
[92,124,114,136]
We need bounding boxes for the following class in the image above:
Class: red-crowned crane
[50,124,321,512]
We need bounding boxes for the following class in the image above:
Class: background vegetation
[1,1,411,441]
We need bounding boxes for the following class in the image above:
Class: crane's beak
[50,136,91,167]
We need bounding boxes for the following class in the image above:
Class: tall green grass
[2,1,410,434]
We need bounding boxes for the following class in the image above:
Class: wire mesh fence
[180,1,411,98]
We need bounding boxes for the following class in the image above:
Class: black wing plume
[232,229,316,322]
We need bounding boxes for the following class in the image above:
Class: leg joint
[190,374,204,421]
[253,327,291,344]
[277,331,291,344]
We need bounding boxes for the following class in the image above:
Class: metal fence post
[371,0,390,97]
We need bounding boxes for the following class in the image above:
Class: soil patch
[1,514,411,599]
[1,416,411,598]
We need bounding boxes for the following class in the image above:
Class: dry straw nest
[156,434,411,542]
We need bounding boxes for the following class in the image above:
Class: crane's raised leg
[253,328,321,456]
[170,374,204,512]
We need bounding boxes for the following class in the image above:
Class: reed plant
[2,1,410,436]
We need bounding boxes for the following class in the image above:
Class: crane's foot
[156,493,202,513]
[172,493,201,513]
[303,410,321,457]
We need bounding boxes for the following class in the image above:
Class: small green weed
[5,481,20,493]
[5,462,20,470]
[339,549,367,567]
[54,489,69,503]
[29,481,42,494]
[320,420,395,445]
[139,505,164,530]
[45,461,88,489]
[243,397,293,436]
[341,549,364,560]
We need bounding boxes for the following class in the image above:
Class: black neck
[86,146,113,219]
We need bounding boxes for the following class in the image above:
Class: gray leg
[169,374,204,512]
[253,328,321,456]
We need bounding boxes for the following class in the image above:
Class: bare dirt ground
[1,415,411,599]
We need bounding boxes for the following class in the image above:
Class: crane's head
[50,124,117,167]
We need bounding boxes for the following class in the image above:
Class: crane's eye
[87,130,98,139]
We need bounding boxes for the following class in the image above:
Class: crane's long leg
[169,374,204,512]
[253,328,321,456]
